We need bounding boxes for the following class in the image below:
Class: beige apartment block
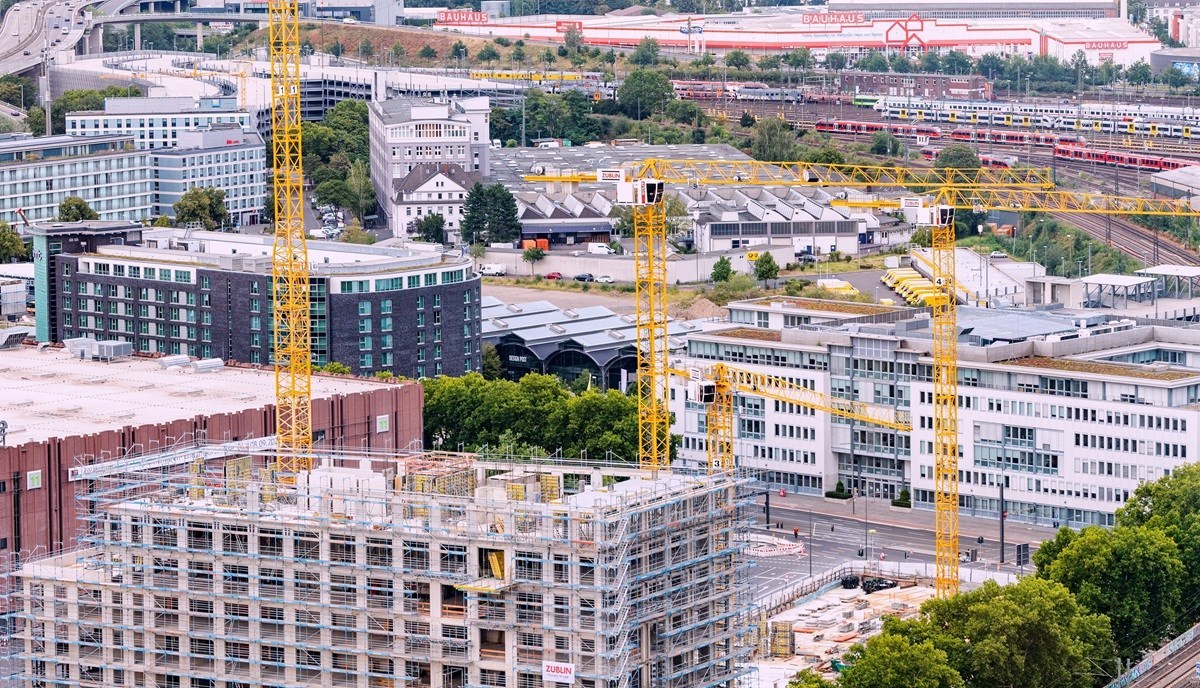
[11,446,754,688]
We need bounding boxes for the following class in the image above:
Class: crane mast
[268,0,312,470]
[930,206,961,597]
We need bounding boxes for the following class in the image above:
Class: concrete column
[196,22,203,51]
[133,23,141,51]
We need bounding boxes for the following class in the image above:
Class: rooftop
[740,296,901,316]
[488,143,751,189]
[0,345,400,445]
[1003,355,1198,380]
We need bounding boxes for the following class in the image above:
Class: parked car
[22,50,30,55]
[596,275,614,283]
[796,254,819,263]
[574,273,594,282]
[479,263,508,276]
[989,250,1006,259]
[544,272,563,280]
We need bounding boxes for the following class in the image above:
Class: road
[0,0,87,76]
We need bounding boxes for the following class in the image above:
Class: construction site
[8,444,757,688]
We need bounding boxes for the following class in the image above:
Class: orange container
[521,239,536,250]
[536,239,550,251]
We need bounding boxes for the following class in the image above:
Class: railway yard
[692,97,1200,265]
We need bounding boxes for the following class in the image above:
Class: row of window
[344,269,470,294]
[1074,433,1188,458]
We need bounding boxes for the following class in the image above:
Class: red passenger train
[814,119,942,139]
[949,128,1087,147]
[1052,145,1197,172]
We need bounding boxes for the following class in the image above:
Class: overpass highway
[0,0,87,75]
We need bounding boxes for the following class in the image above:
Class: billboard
[556,20,582,33]
[542,662,576,684]
[1174,61,1200,79]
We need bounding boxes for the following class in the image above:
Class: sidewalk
[768,492,1061,545]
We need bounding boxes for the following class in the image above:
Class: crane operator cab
[600,168,665,206]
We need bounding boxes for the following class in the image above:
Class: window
[250,316,261,331]
[359,336,373,351]
[360,353,373,368]
[416,296,425,310]
[359,301,372,316]
[381,316,393,332]
[381,335,393,349]
[381,299,392,314]
[359,318,372,334]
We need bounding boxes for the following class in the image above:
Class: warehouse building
[11,443,754,688]
[0,343,423,560]
[28,222,481,378]
[671,296,1200,528]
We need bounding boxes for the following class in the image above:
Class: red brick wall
[0,382,423,560]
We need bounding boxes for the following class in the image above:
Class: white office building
[65,96,253,150]
[152,124,268,227]
[389,162,481,237]
[671,296,1200,529]
[368,96,491,232]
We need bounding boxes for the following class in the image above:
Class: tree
[628,37,660,66]
[886,577,1115,688]
[1041,525,1184,662]
[857,51,889,72]
[711,256,733,282]
[461,183,488,245]
[329,41,344,58]
[357,39,374,59]
[824,52,847,70]
[1118,463,1200,621]
[890,55,914,74]
[617,69,674,120]
[26,106,45,136]
[58,196,98,222]
[1127,60,1152,89]
[152,215,173,227]
[754,252,780,285]
[725,50,751,70]
[751,118,798,161]
[943,50,973,75]
[346,158,375,221]
[784,48,814,71]
[806,148,845,165]
[1164,66,1193,92]
[481,343,503,380]
[173,187,229,230]
[313,179,356,211]
[462,183,523,245]
[340,221,375,245]
[563,24,585,54]
[416,213,446,244]
[1032,526,1078,576]
[839,634,963,688]
[783,670,832,688]
[418,45,438,60]
[451,41,469,61]
[976,53,1004,78]
[477,44,500,65]
[0,222,27,263]
[934,144,981,178]
[522,247,546,275]
[919,50,942,74]
[869,130,899,156]
[757,54,782,71]
[391,44,406,65]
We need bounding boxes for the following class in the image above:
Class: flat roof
[489,143,751,189]
[1004,356,1198,381]
[738,296,903,316]
[1080,274,1156,288]
[1138,265,1200,278]
[0,345,398,445]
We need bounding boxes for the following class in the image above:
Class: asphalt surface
[746,493,1057,599]
[0,0,86,76]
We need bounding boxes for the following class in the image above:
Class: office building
[29,222,482,378]
[368,97,491,233]
[671,296,1200,528]
[12,443,753,688]
[66,96,253,150]
[151,124,267,227]
[0,133,153,225]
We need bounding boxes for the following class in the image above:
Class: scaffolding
[6,442,757,688]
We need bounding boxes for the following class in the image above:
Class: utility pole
[808,509,813,577]
[999,478,1006,563]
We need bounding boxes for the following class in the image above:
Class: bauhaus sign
[802,12,865,24]
[436,10,488,23]
[1085,41,1128,50]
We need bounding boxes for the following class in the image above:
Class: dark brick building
[29,221,482,378]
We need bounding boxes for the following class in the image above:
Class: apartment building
[12,446,754,688]
[29,223,482,378]
[390,162,482,238]
[368,96,491,233]
[671,296,1200,528]
[0,133,153,224]
[65,96,252,150]
[151,124,267,227]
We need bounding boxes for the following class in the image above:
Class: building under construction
[8,443,755,688]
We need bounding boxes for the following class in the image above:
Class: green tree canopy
[784,48,814,71]
[0,221,28,263]
[725,50,751,70]
[839,633,963,688]
[340,221,375,245]
[825,52,847,70]
[617,69,674,119]
[416,213,446,244]
[173,187,229,230]
[885,577,1115,688]
[1040,525,1184,662]
[711,255,733,282]
[418,45,438,60]
[751,118,798,162]
[629,37,660,66]
[462,183,523,245]
[754,252,779,284]
[943,50,973,75]
[869,130,900,156]
[857,51,889,72]
[919,50,942,73]
[477,44,500,64]
[890,55,914,73]
[481,343,503,380]
[521,246,545,274]
[1118,463,1200,614]
[1126,60,1152,88]
[314,179,356,211]
[58,196,99,222]
[345,158,376,221]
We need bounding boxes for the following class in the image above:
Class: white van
[479,263,507,276]
[587,243,614,255]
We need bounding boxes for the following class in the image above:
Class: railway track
[1125,636,1200,687]
[1056,213,1198,266]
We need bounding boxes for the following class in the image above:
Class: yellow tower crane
[530,159,1200,599]
[268,0,311,469]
